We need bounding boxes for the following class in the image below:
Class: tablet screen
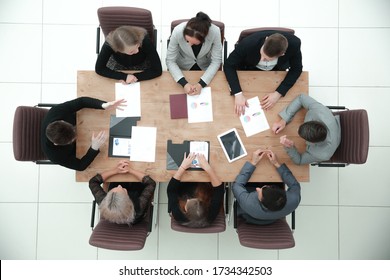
[217,128,247,162]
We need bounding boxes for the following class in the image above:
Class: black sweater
[95,36,162,81]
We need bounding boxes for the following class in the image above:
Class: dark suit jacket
[223,30,303,96]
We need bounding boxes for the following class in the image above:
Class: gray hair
[99,191,135,224]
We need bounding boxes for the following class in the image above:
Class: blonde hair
[106,26,147,52]
[99,191,135,224]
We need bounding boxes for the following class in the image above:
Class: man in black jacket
[224,31,303,115]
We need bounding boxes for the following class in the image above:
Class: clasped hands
[114,160,133,174]
[250,149,281,168]
[184,83,202,96]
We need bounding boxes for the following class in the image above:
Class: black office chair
[168,19,228,64]
[96,6,157,54]
[13,104,57,164]
[235,27,295,48]
[311,107,369,167]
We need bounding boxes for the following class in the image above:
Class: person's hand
[234,94,249,116]
[197,153,211,172]
[266,149,281,168]
[260,91,282,110]
[187,83,202,96]
[251,149,266,166]
[125,74,138,84]
[180,152,196,170]
[91,131,107,150]
[184,83,195,95]
[280,135,294,148]
[272,119,287,134]
[103,99,127,111]
[116,160,130,174]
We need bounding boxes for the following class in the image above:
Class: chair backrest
[170,208,226,233]
[236,216,295,249]
[89,199,154,251]
[13,106,49,162]
[330,109,369,164]
[233,200,295,249]
[236,27,295,46]
[97,6,157,49]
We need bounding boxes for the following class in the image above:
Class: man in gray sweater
[232,149,301,225]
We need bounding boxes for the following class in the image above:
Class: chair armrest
[96,27,101,54]
[90,200,97,229]
[36,103,57,108]
[327,106,347,110]
[233,200,238,229]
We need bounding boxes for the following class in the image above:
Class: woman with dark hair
[95,26,162,84]
[166,12,222,95]
[167,153,225,228]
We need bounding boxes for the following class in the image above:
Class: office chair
[96,6,157,54]
[89,183,159,251]
[170,183,228,233]
[168,19,228,64]
[231,183,295,249]
[235,27,295,48]
[233,200,295,249]
[311,107,369,167]
[13,105,56,164]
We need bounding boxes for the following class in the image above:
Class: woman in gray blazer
[166,12,222,95]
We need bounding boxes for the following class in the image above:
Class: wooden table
[76,70,309,183]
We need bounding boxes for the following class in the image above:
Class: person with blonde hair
[166,11,222,95]
[89,160,156,225]
[95,25,162,84]
[167,153,225,228]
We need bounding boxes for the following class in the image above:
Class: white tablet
[217,128,247,163]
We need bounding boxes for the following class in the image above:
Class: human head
[298,121,327,143]
[183,11,212,45]
[256,185,287,211]
[262,33,288,58]
[99,186,135,224]
[106,26,147,55]
[182,198,209,227]
[46,120,76,145]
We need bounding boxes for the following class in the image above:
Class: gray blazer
[166,22,222,85]
[279,94,341,165]
[232,162,301,225]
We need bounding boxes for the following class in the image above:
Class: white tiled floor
[1,0,389,260]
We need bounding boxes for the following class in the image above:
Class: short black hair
[261,185,287,211]
[46,120,76,145]
[298,121,327,143]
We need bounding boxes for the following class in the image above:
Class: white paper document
[129,126,157,162]
[187,87,213,123]
[189,141,209,168]
[240,96,270,137]
[115,82,141,117]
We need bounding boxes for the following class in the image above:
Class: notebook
[169,93,188,119]
[166,140,209,170]
[108,115,140,158]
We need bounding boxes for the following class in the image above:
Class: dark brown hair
[46,120,76,145]
[261,185,287,211]
[263,33,288,57]
[183,12,212,43]
[298,121,327,143]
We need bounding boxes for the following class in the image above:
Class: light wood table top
[76,70,309,183]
